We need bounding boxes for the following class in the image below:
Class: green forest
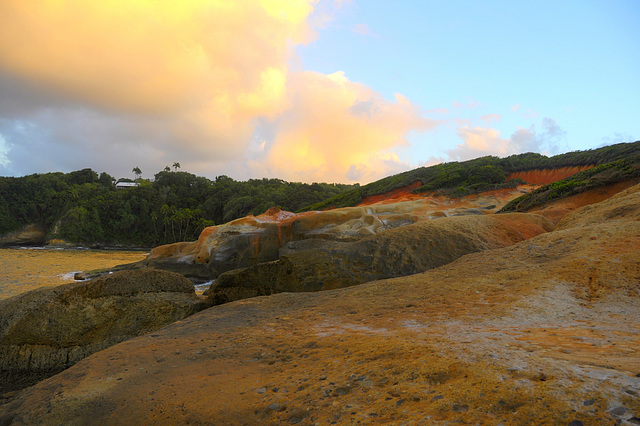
[0,169,354,247]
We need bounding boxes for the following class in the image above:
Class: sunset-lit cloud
[0,0,437,183]
[258,71,435,182]
[0,1,623,185]
[0,0,313,162]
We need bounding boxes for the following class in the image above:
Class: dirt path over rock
[2,186,639,425]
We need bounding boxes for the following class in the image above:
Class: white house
[115,182,140,189]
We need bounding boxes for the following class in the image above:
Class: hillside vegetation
[0,170,353,247]
[499,154,640,213]
[302,141,640,211]
[2,142,638,247]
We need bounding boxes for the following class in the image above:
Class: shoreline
[0,248,150,301]
[0,245,152,252]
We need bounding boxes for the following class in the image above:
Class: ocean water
[0,248,148,300]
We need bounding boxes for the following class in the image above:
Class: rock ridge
[208,213,553,304]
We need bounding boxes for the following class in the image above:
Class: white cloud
[0,132,9,167]
[448,118,566,161]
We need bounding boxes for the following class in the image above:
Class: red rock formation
[506,165,593,185]
[358,181,423,206]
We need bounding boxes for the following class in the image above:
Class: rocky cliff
[0,225,46,247]
[1,183,638,424]
[506,165,594,184]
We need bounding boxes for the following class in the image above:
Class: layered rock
[208,213,554,304]
[2,184,638,424]
[0,269,208,394]
[141,186,535,280]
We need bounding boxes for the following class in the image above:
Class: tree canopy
[0,169,353,247]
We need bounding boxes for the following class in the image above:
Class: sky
[0,1,638,184]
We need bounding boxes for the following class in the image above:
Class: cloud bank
[0,0,436,183]
[0,1,570,184]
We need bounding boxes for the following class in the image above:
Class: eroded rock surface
[208,213,553,304]
[2,185,638,424]
[0,269,208,394]
[141,186,538,279]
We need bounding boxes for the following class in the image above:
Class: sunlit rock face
[4,184,640,425]
[144,186,532,279]
[207,212,554,305]
[506,165,594,185]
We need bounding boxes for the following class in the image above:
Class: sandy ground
[0,249,148,300]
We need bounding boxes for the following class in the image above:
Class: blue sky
[298,1,640,164]
[0,1,638,183]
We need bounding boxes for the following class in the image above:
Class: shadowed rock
[0,224,46,247]
[0,268,208,394]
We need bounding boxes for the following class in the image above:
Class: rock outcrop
[0,224,46,247]
[2,184,638,424]
[0,269,208,394]
[140,186,537,280]
[208,213,554,304]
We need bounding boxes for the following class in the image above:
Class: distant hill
[499,154,640,213]
[300,141,640,211]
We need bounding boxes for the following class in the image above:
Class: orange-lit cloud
[0,0,437,183]
[259,71,435,182]
[0,0,309,161]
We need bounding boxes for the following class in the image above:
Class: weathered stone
[207,213,553,304]
[0,269,208,393]
[2,183,640,425]
[139,188,536,280]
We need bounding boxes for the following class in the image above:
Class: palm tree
[132,167,142,180]
[172,162,181,172]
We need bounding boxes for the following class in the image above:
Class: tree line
[0,169,354,247]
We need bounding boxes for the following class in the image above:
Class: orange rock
[506,165,594,185]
